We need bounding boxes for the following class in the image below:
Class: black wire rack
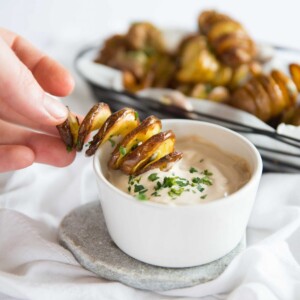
[75,46,300,173]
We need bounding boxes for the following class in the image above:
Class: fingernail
[44,94,68,120]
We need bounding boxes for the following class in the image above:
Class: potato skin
[76,103,111,151]
[86,108,140,156]
[120,130,175,175]
[56,107,80,150]
[108,115,162,169]
[290,63,300,92]
[135,151,183,175]
[230,69,298,122]
[56,118,73,150]
[198,10,256,67]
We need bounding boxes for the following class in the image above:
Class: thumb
[0,37,68,126]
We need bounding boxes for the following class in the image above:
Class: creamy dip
[106,136,251,205]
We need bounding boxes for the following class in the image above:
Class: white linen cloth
[0,154,300,300]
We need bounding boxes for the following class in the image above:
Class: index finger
[0,28,74,97]
[0,36,68,125]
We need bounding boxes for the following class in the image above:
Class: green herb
[108,138,116,147]
[66,145,73,152]
[154,181,162,190]
[128,175,134,184]
[134,184,146,193]
[202,169,213,176]
[119,146,127,156]
[128,186,131,192]
[134,111,139,120]
[197,185,205,192]
[201,194,207,199]
[151,191,161,197]
[148,173,159,182]
[162,176,177,188]
[199,159,204,163]
[192,177,201,184]
[136,193,147,201]
[169,187,184,196]
[200,177,212,186]
[176,178,189,187]
[189,167,198,173]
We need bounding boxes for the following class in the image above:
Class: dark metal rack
[75,46,300,173]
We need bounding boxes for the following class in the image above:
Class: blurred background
[1,0,300,113]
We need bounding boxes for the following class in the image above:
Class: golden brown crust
[56,107,80,150]
[271,70,298,108]
[135,151,183,175]
[56,118,73,149]
[281,106,300,126]
[86,108,140,156]
[289,63,300,92]
[119,130,175,175]
[198,10,256,67]
[108,116,162,169]
[125,22,166,53]
[229,69,298,122]
[76,103,111,151]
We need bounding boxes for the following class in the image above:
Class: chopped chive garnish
[136,193,147,201]
[108,138,116,147]
[134,111,139,120]
[201,177,212,186]
[151,191,161,197]
[128,175,133,184]
[192,177,201,184]
[134,184,146,193]
[119,146,127,156]
[200,159,204,163]
[66,145,73,152]
[197,185,205,192]
[189,167,198,173]
[148,173,159,181]
[202,169,213,176]
[201,194,207,199]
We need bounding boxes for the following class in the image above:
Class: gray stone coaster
[58,201,245,292]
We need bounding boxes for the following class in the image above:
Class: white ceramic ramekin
[94,120,262,268]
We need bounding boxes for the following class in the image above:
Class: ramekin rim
[93,119,262,210]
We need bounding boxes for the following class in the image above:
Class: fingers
[25,130,76,167]
[0,99,59,136]
[0,145,34,173]
[0,37,68,125]
[0,27,74,96]
[0,120,76,169]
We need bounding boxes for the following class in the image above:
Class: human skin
[0,28,76,173]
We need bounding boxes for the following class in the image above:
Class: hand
[0,28,76,173]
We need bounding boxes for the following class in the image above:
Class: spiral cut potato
[57,103,182,175]
[229,67,299,122]
[198,10,256,67]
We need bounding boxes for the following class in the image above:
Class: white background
[1,0,300,114]
[1,0,300,49]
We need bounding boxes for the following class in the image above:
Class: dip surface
[106,136,251,205]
